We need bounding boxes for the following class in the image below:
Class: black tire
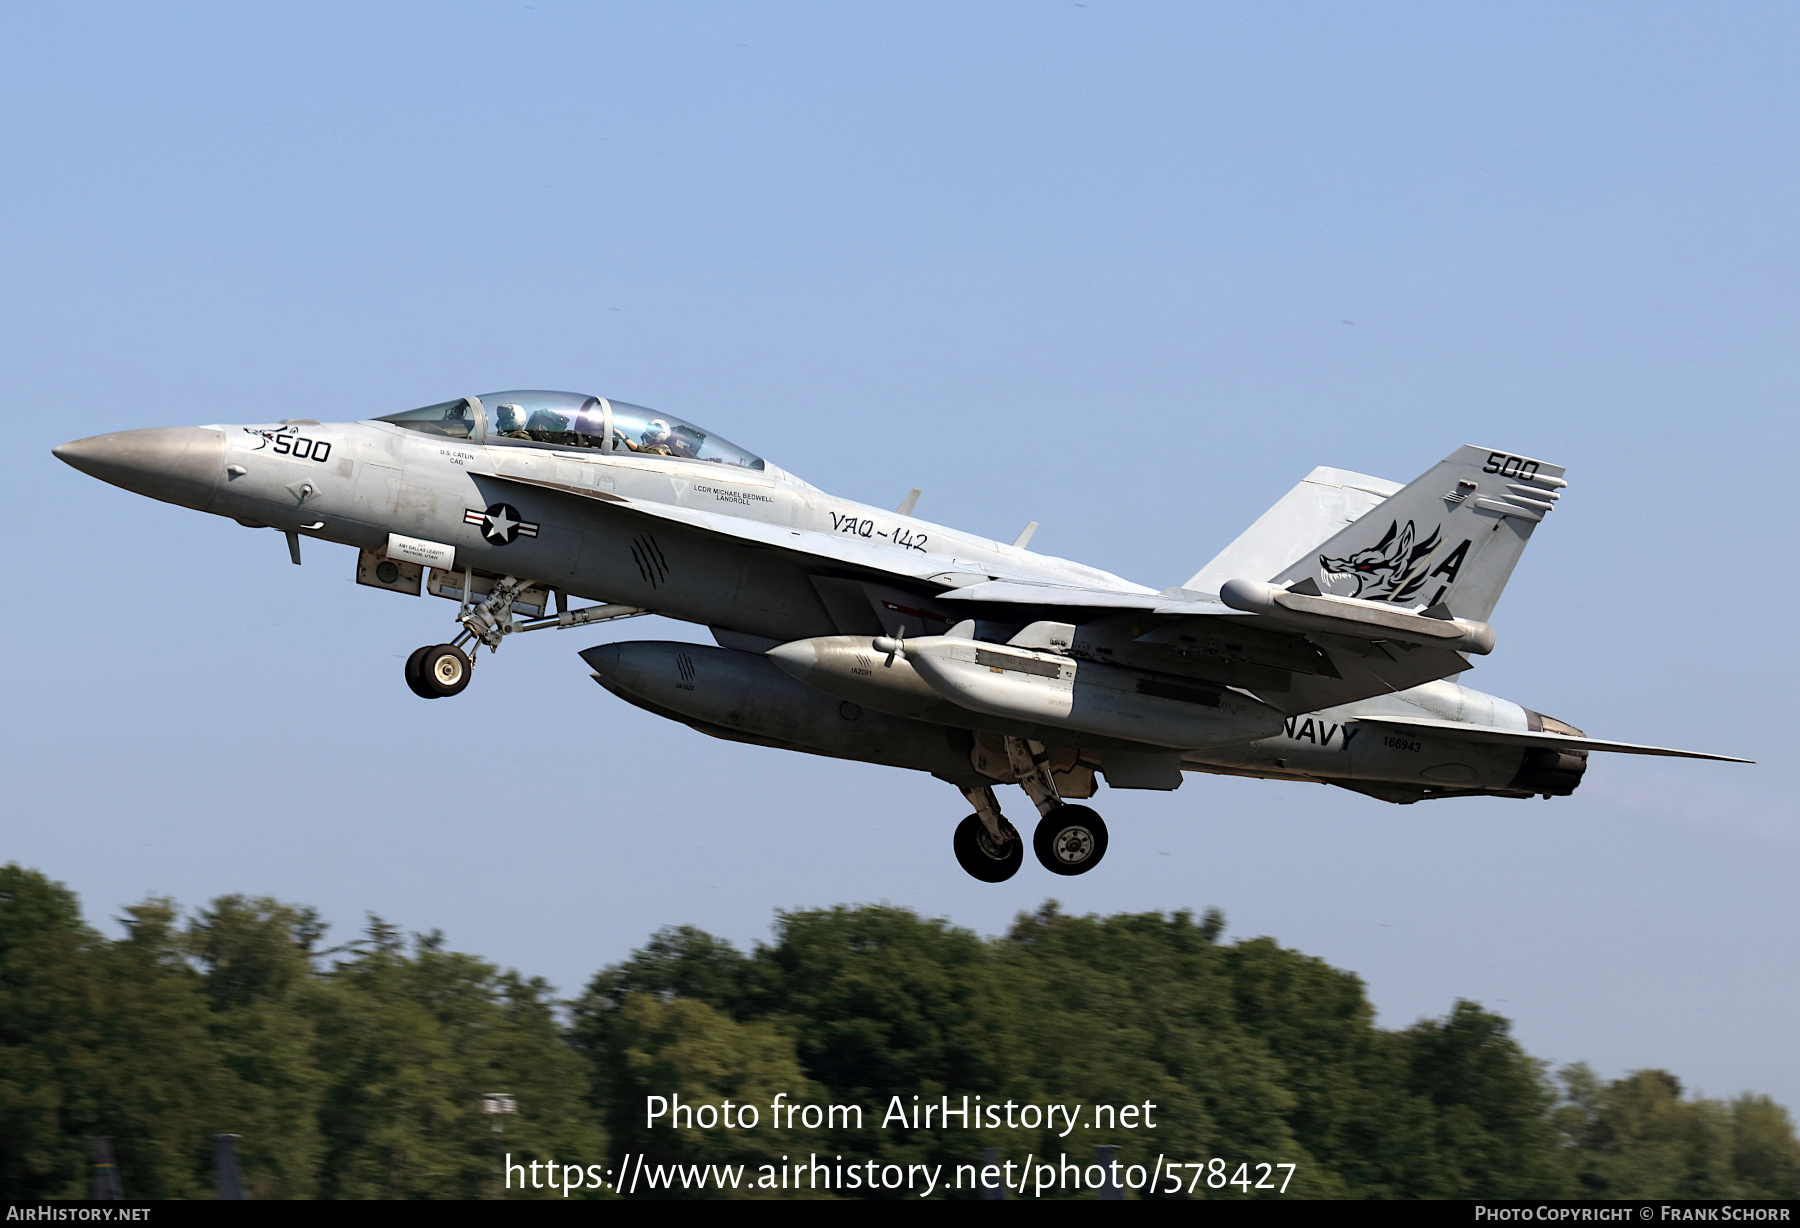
[417,644,472,698]
[404,645,434,698]
[1033,805,1108,876]
[953,814,1023,883]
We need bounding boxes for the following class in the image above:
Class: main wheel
[404,645,434,698]
[415,644,472,698]
[953,814,1023,883]
[1033,805,1108,876]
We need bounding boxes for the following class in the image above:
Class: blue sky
[4,3,1796,1111]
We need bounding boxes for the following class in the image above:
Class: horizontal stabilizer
[1355,715,1751,762]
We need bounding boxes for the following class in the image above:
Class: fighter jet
[53,391,1746,882]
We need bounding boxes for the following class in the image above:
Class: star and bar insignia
[463,503,539,546]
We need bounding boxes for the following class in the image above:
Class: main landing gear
[951,737,1110,882]
[954,786,1024,882]
[403,570,647,700]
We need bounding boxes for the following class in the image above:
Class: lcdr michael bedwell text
[646,1092,1158,1136]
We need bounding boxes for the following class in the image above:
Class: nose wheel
[405,643,472,699]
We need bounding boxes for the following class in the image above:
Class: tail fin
[1185,466,1402,597]
[1266,445,1565,622]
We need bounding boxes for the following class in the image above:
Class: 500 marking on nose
[248,427,333,463]
[271,433,332,462]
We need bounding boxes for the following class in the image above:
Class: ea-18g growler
[54,391,1746,881]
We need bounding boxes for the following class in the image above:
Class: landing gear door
[423,568,551,618]
[357,548,424,596]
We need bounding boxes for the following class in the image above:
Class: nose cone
[54,427,225,510]
[579,643,620,674]
[579,643,640,691]
[764,638,818,683]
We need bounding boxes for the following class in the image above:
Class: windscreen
[374,399,475,439]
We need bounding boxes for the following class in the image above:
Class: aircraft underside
[572,636,1588,883]
[359,534,1589,883]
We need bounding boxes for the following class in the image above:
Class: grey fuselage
[53,406,1575,804]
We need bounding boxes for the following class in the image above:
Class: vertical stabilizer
[1185,466,1401,596]
[1266,446,1565,623]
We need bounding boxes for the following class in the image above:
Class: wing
[488,468,1493,716]
[475,468,991,584]
[939,580,1485,717]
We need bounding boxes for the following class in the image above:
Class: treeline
[0,865,1793,1199]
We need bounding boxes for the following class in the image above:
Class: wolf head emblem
[1319,520,1443,603]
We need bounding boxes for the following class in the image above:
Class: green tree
[1401,1000,1570,1197]
[0,864,113,1197]
[1730,1094,1800,1197]
[997,904,1329,1197]
[1220,930,1447,1197]
[184,895,329,1197]
[580,992,827,1197]
[753,904,1022,1188]
[10,869,1798,1203]
[0,868,244,1199]
[307,919,608,1199]
[1557,1065,1800,1199]
[580,925,755,1018]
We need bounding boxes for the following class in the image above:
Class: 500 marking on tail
[1482,452,1539,479]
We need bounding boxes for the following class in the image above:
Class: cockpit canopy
[374,390,763,470]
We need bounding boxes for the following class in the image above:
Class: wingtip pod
[1217,577,1279,614]
[1220,578,1496,655]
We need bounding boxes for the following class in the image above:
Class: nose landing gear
[400,568,648,698]
[405,644,472,699]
